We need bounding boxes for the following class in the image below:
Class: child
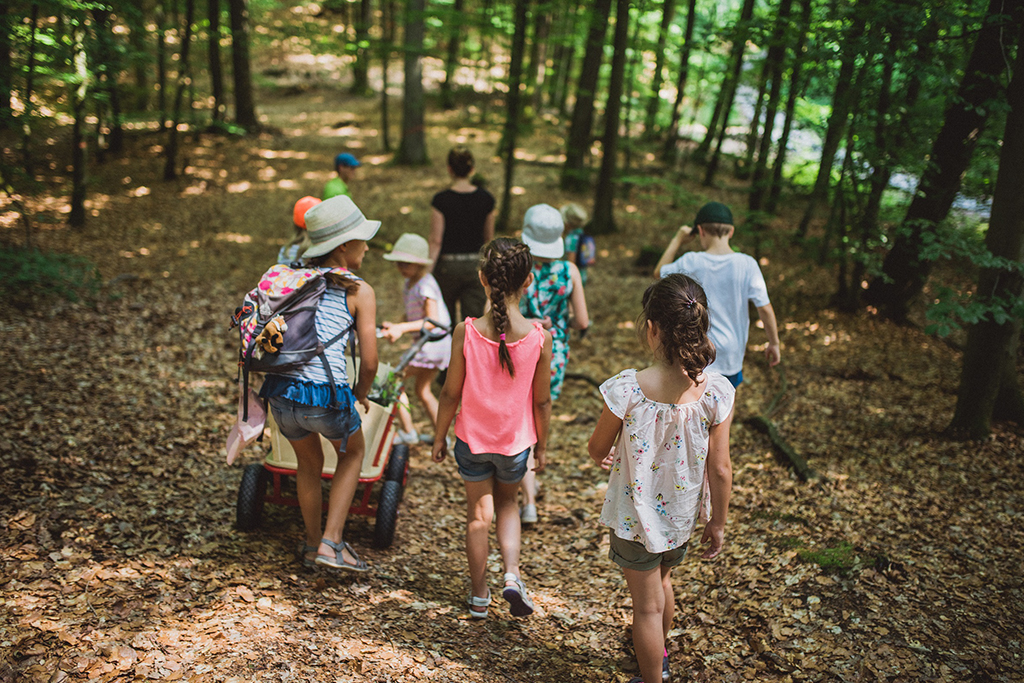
[653,201,781,388]
[278,196,320,265]
[432,238,553,619]
[259,195,381,572]
[519,203,589,524]
[380,233,452,444]
[560,202,592,285]
[323,152,360,200]
[588,274,735,683]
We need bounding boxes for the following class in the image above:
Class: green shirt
[323,176,350,200]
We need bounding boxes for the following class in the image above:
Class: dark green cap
[694,201,733,226]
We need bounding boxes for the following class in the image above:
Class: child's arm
[531,330,554,472]
[567,263,590,331]
[756,303,781,367]
[350,282,379,412]
[427,209,445,272]
[701,407,734,559]
[588,406,623,470]
[652,225,697,279]
[432,322,467,463]
[483,208,497,245]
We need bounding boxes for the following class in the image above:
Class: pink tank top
[455,319,545,455]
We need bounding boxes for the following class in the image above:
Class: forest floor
[3,50,1024,683]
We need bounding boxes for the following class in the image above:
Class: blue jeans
[269,394,361,443]
[452,438,530,484]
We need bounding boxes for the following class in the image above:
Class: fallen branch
[745,365,818,482]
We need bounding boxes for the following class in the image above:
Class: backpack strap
[318,320,356,409]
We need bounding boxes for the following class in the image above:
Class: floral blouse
[599,369,735,553]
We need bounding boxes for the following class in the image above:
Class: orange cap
[292,196,322,229]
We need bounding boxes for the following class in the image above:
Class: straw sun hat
[383,233,432,265]
[301,195,381,259]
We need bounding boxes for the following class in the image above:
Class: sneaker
[520,504,538,524]
[395,430,419,445]
[663,655,671,681]
[501,573,535,617]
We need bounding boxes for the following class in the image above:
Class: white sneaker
[395,430,419,445]
[520,504,538,524]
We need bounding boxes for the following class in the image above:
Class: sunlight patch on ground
[227,181,252,193]
[258,150,310,160]
[276,179,299,190]
[128,186,151,198]
[182,183,208,195]
[399,207,412,215]
[617,321,636,329]
[216,233,253,244]
[511,186,526,195]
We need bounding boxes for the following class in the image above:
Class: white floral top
[599,369,735,553]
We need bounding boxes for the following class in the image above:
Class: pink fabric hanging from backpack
[226,381,267,465]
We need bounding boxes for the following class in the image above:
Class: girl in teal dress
[518,204,589,523]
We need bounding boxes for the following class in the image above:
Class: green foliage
[369,370,403,407]
[0,248,101,307]
[797,541,858,573]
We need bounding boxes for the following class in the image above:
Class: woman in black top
[428,147,497,322]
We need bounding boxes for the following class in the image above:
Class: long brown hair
[637,274,716,384]
[479,238,533,377]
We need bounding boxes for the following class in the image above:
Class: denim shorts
[452,438,530,484]
[725,370,743,388]
[268,393,362,444]
[609,534,689,572]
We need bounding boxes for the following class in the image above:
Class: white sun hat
[383,233,432,265]
[521,203,565,259]
[301,195,381,259]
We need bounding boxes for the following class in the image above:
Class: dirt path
[2,87,1022,683]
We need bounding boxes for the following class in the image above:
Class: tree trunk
[550,3,579,116]
[440,0,465,109]
[352,0,372,94]
[591,0,630,235]
[748,0,793,216]
[738,58,770,180]
[396,0,428,164]
[0,3,12,131]
[864,0,1022,321]
[524,7,550,117]
[157,1,168,130]
[560,0,613,191]
[642,0,675,138]
[662,0,696,160]
[497,0,530,233]
[208,0,225,122]
[229,0,258,129]
[949,21,1024,438]
[165,0,195,180]
[765,0,811,213]
[126,2,150,111]
[698,0,756,182]
[380,0,394,151]
[22,2,39,173]
[91,9,125,155]
[69,15,89,229]
[795,7,868,239]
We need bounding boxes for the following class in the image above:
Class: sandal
[466,589,491,619]
[300,544,318,568]
[501,572,535,617]
[315,538,370,573]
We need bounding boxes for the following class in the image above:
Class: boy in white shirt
[653,201,781,387]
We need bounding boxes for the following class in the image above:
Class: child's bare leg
[494,479,522,578]
[410,366,440,427]
[319,429,365,564]
[464,479,495,605]
[290,433,327,548]
[396,391,416,434]
[520,452,538,508]
[624,565,668,683]
[661,565,675,639]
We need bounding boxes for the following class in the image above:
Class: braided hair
[638,274,716,384]
[479,238,533,377]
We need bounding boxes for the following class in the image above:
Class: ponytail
[479,238,534,377]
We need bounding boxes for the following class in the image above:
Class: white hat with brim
[301,195,381,259]
[382,233,432,265]
[521,203,565,259]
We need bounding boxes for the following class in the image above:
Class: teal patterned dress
[520,259,573,399]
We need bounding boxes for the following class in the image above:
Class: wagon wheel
[373,480,402,549]
[383,443,410,486]
[236,464,269,530]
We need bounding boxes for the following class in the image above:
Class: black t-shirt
[431,188,496,255]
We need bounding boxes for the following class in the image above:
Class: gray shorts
[609,534,689,572]
[452,438,530,484]
[269,393,361,443]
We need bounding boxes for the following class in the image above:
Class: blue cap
[335,153,361,168]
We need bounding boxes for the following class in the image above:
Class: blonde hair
[699,222,733,239]
[560,203,588,230]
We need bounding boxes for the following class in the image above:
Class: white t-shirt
[599,369,735,553]
[659,251,770,376]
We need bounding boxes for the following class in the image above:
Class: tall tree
[21,2,40,172]
[165,0,195,180]
[396,0,428,164]
[125,2,150,112]
[865,0,1022,320]
[208,0,225,122]
[643,0,676,137]
[794,3,868,239]
[156,1,168,130]
[949,22,1024,439]
[560,0,613,191]
[229,0,257,129]
[591,0,630,235]
[497,0,530,232]
[352,0,372,94]
[91,7,125,155]
[439,0,465,109]
[696,0,757,182]
[68,12,89,229]
[549,2,579,115]
[525,4,551,116]
[662,0,696,160]
[380,0,395,151]
[0,3,12,131]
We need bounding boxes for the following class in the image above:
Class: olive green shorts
[609,534,689,572]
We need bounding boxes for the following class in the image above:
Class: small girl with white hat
[380,233,453,445]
